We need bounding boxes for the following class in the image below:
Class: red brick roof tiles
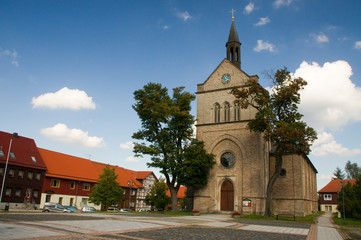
[0,131,46,170]
[318,179,356,193]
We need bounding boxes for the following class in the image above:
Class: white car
[82,206,97,212]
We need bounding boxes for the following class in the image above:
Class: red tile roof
[0,131,46,170]
[136,171,157,181]
[39,148,148,188]
[318,179,356,193]
[38,148,99,182]
[166,186,187,199]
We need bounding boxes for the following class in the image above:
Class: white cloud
[41,123,105,148]
[317,174,333,181]
[355,41,361,50]
[273,0,293,8]
[125,156,139,163]
[176,10,192,22]
[120,141,134,150]
[313,32,329,43]
[163,25,170,30]
[253,40,275,52]
[244,2,255,14]
[295,60,361,131]
[2,49,19,66]
[254,17,270,26]
[32,87,96,110]
[311,131,361,157]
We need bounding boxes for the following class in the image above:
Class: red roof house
[0,131,47,209]
[318,179,356,213]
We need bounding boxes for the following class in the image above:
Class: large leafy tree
[232,67,317,217]
[338,176,361,219]
[88,165,124,210]
[145,178,171,210]
[133,83,196,211]
[345,160,361,179]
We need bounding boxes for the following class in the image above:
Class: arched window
[235,47,239,61]
[214,103,220,123]
[224,102,230,122]
[234,101,240,121]
[230,47,234,61]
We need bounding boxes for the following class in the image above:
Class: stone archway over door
[221,180,234,211]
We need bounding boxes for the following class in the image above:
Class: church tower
[193,16,318,216]
[226,16,241,69]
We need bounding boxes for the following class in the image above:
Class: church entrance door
[221,180,234,211]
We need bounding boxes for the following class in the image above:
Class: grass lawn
[333,215,361,238]
[239,212,322,224]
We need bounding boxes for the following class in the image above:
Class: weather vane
[230,9,236,21]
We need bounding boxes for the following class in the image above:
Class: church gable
[197,59,257,93]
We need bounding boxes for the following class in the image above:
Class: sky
[1,0,361,190]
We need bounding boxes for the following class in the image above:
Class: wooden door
[221,180,234,211]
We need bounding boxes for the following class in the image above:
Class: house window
[45,194,51,202]
[82,198,88,205]
[27,171,34,180]
[324,194,332,201]
[70,181,76,189]
[8,168,15,177]
[10,152,15,159]
[33,190,39,198]
[35,172,41,181]
[83,183,90,191]
[70,198,74,206]
[51,179,60,188]
[131,190,136,196]
[5,188,12,197]
[59,197,63,205]
[0,149,4,157]
[0,167,5,176]
[15,189,22,197]
[18,170,24,178]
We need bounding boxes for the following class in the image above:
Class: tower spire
[226,12,241,69]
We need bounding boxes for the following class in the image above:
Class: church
[193,17,318,216]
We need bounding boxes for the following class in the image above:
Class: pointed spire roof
[227,20,240,44]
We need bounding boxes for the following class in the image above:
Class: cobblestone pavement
[0,213,310,240]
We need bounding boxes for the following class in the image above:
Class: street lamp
[0,137,14,204]
[341,179,345,223]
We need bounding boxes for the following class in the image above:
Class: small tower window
[234,101,241,121]
[224,102,230,122]
[214,103,221,123]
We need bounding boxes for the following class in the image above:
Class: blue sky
[1,0,361,190]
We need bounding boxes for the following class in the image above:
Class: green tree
[232,67,317,217]
[345,160,361,179]
[145,178,171,210]
[333,167,346,180]
[133,83,214,211]
[88,165,124,210]
[338,176,361,219]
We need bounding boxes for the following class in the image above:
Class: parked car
[42,202,72,213]
[64,206,78,212]
[138,208,149,212]
[107,207,119,212]
[82,206,97,212]
[120,208,133,212]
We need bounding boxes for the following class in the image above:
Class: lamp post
[0,138,13,204]
[341,179,345,223]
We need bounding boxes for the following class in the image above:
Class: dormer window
[10,152,15,159]
[0,149,4,157]
[31,156,37,162]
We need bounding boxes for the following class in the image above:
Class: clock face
[220,152,235,168]
[221,73,231,84]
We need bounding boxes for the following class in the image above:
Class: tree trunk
[185,186,194,212]
[170,187,179,211]
[265,151,283,217]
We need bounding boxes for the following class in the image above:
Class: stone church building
[193,18,318,216]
